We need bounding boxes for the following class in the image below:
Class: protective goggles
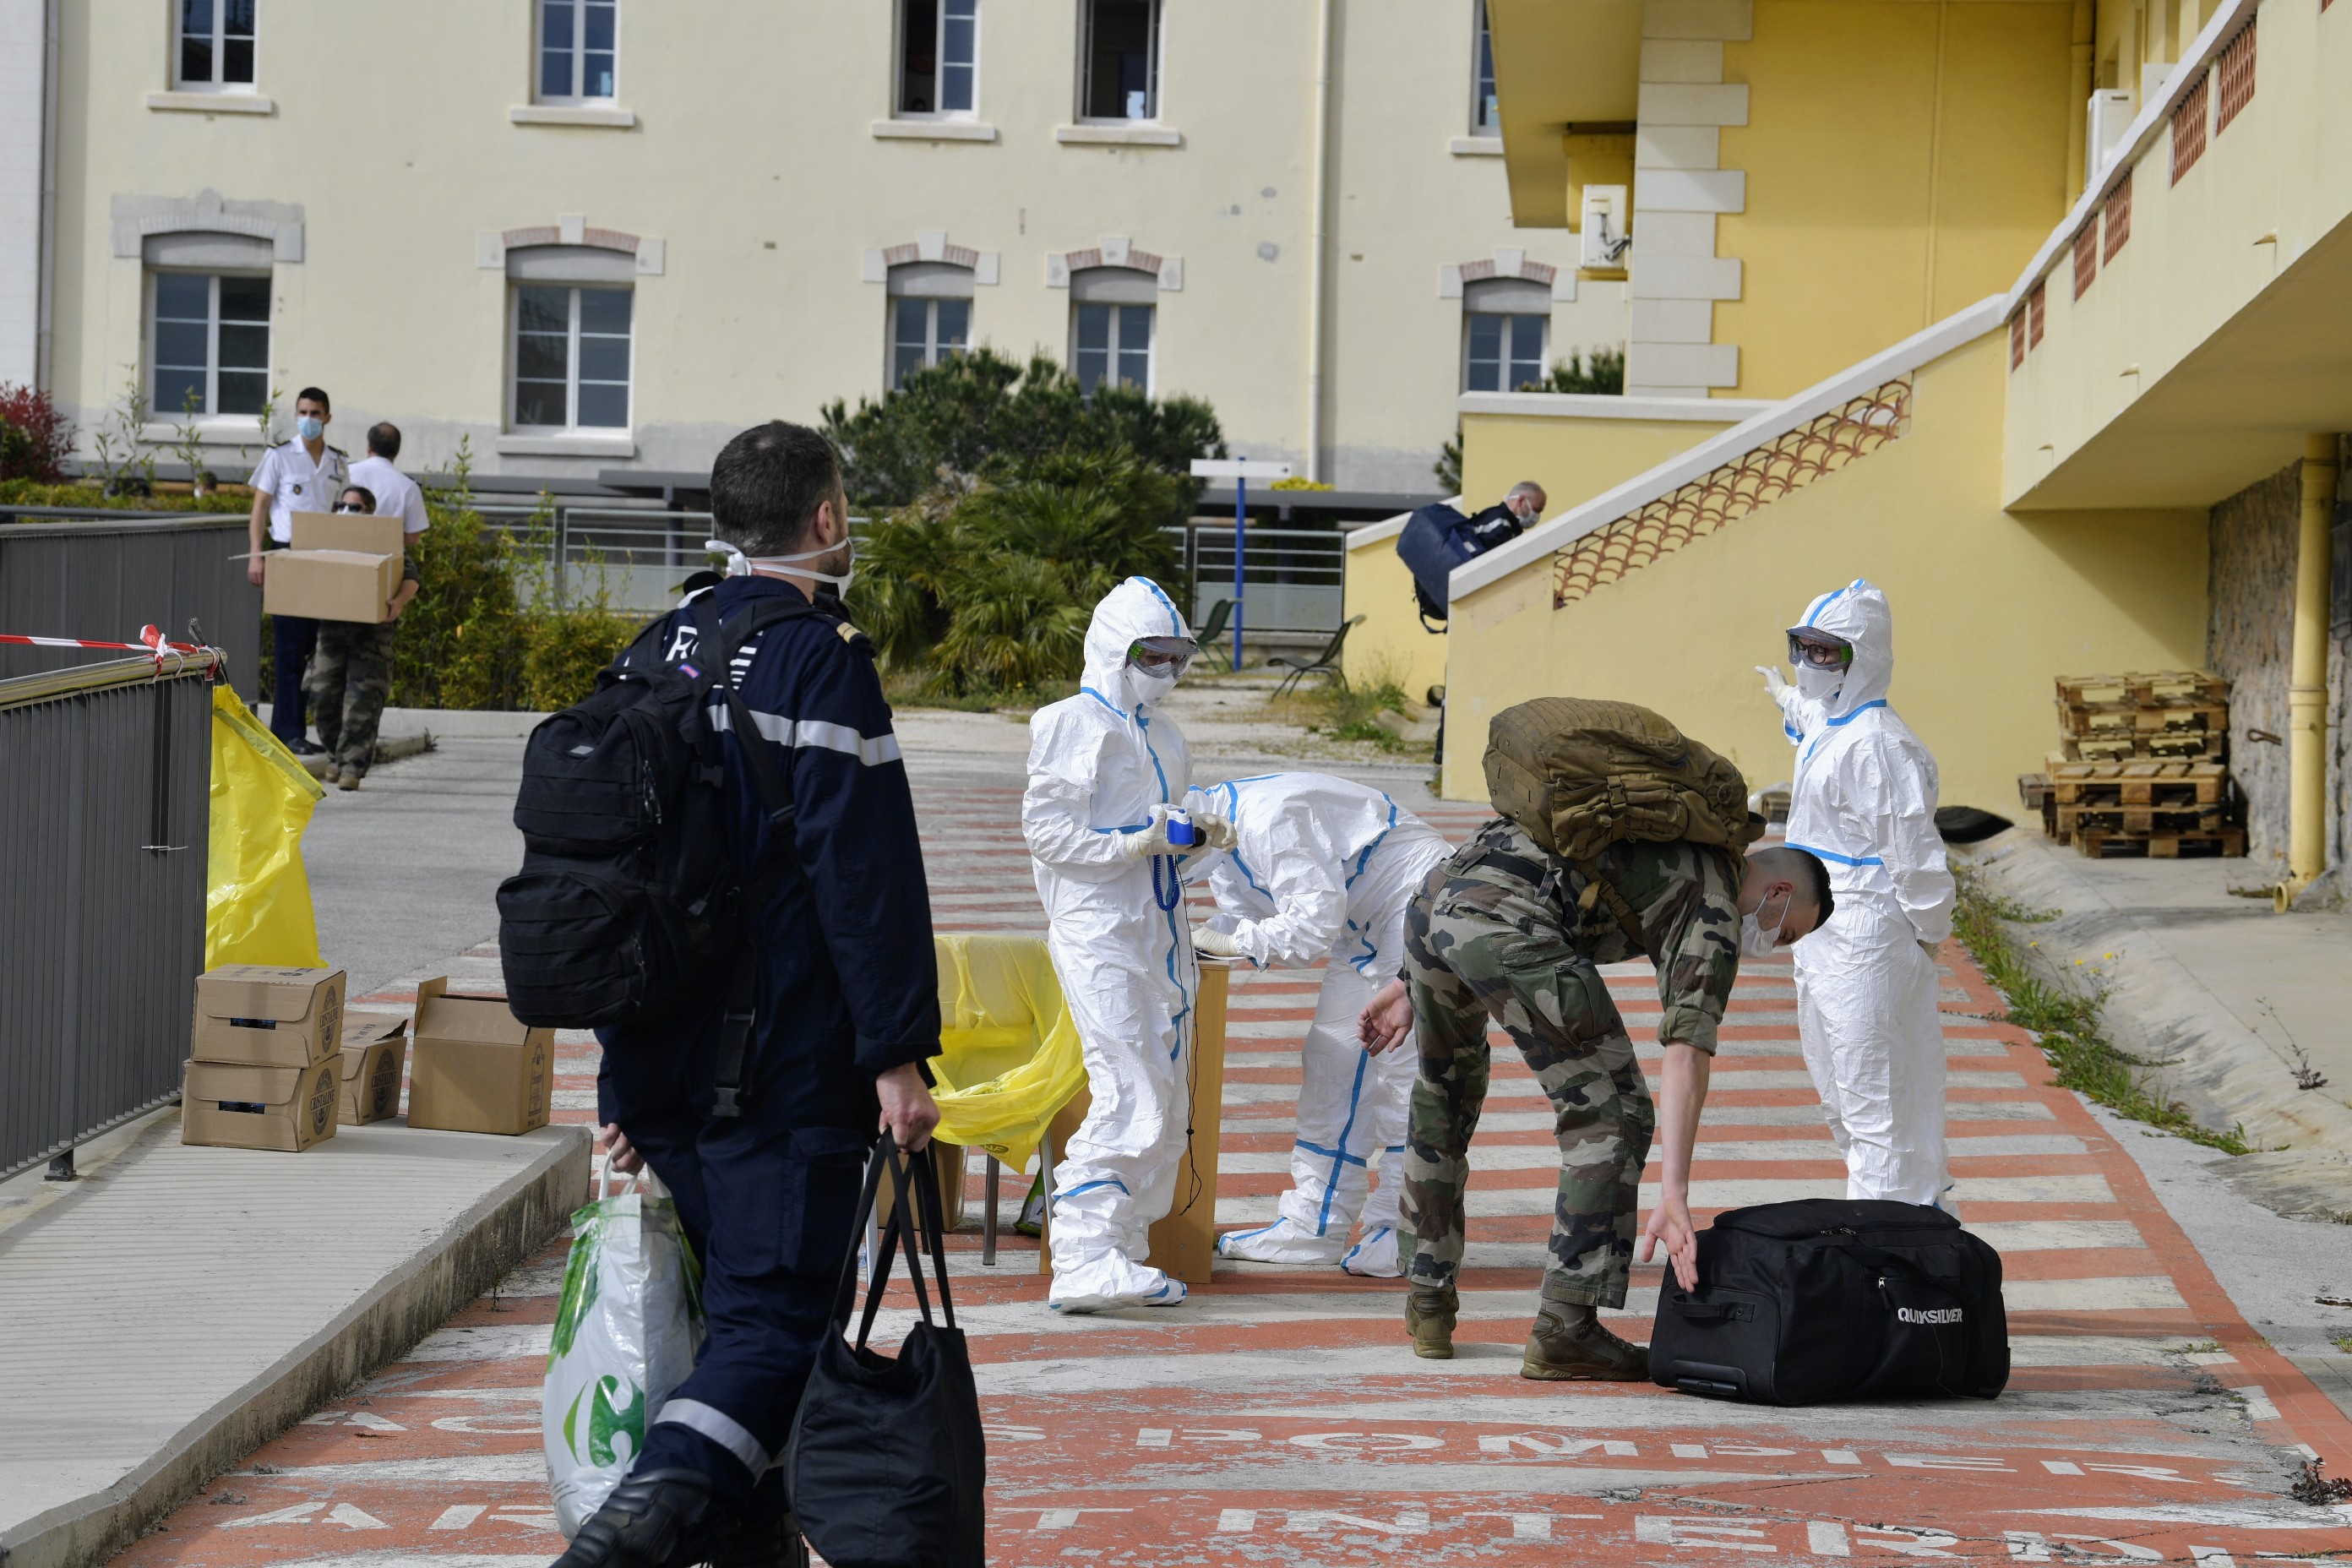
[1786,630,1853,670]
[1127,636,1200,677]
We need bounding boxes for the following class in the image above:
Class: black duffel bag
[786,1141,987,1568]
[1650,1198,2009,1406]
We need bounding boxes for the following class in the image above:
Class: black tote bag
[785,1140,987,1568]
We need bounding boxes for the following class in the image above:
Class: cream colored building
[16,0,1636,492]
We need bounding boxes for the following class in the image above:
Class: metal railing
[0,652,217,1179]
[1164,520,1345,634]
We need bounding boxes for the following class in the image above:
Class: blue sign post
[1188,456,1293,670]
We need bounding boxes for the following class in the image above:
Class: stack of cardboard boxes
[183,966,348,1152]
[182,968,554,1148]
[262,513,405,623]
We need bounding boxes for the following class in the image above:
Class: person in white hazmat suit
[1180,772,1454,1277]
[1757,578,1957,1208]
[1022,576,1238,1313]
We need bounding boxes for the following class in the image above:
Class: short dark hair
[296,386,330,413]
[710,422,841,555]
[368,422,401,459]
[339,486,376,513]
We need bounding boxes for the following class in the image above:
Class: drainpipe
[2066,0,2093,201]
[2278,433,2338,911]
[1305,0,1334,483]
[35,0,61,388]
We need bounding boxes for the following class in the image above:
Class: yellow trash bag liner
[928,932,1086,1171]
[206,683,327,968]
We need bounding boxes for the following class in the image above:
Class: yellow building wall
[1343,406,1745,695]
[1715,3,2077,400]
[1440,331,2208,810]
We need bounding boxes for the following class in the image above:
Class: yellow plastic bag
[928,933,1087,1171]
[205,683,327,968]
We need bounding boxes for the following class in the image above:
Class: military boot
[1522,1302,1650,1381]
[1404,1286,1458,1360]
[551,1467,712,1568]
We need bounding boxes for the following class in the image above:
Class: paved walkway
[106,732,2352,1568]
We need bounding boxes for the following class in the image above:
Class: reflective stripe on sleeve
[653,1398,771,1474]
[706,704,904,765]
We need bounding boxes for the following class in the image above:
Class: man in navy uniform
[562,422,940,1568]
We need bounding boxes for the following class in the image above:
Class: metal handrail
[0,651,223,713]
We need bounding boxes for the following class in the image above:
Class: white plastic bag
[544,1158,705,1538]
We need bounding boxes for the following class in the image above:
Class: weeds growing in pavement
[1271,651,1418,752]
[2289,1458,2352,1505]
[1951,863,2253,1155]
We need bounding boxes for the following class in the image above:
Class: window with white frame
[887,263,973,388]
[1471,1,1498,133]
[1462,277,1549,392]
[175,0,256,91]
[1069,267,1157,395]
[539,0,618,104]
[1081,0,1161,122]
[514,285,632,430]
[898,0,978,116]
[150,271,270,416]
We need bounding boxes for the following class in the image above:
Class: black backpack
[496,593,817,1032]
[1649,1198,2009,1406]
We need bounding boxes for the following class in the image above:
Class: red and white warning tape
[0,625,222,674]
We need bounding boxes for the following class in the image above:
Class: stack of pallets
[2024,673,2244,858]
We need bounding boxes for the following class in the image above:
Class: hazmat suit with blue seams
[1182,771,1454,1277]
[1761,578,1957,1208]
[1021,576,1235,1312]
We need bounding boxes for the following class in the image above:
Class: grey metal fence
[1165,521,1346,634]
[0,514,261,695]
[0,653,216,1179]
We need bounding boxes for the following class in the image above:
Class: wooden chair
[1268,615,1365,698]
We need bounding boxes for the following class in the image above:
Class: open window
[898,0,979,117]
[1462,276,1549,392]
[175,0,256,92]
[888,262,973,388]
[1080,0,1161,122]
[539,0,618,105]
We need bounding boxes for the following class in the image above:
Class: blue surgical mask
[296,416,324,443]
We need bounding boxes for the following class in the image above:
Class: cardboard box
[182,1057,342,1152]
[291,511,406,558]
[264,548,398,623]
[407,977,553,1135]
[337,1013,410,1126]
[191,965,346,1068]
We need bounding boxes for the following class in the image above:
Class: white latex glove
[1193,813,1239,852]
[1121,803,1177,861]
[1193,925,1245,959]
[1756,664,1790,700]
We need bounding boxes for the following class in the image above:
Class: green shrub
[0,478,249,514]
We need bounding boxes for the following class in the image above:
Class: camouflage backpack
[1483,697,1763,939]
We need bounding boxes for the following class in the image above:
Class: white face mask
[705,536,855,596]
[1129,666,1179,706]
[1794,662,1845,702]
[1739,891,1792,957]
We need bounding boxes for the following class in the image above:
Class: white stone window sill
[871,118,997,142]
[147,90,275,115]
[138,420,272,447]
[1448,135,1504,155]
[509,104,637,128]
[1056,122,1183,148]
[497,433,637,458]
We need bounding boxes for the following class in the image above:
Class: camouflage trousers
[1398,860,1655,1308]
[310,619,398,775]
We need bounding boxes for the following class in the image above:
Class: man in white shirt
[347,422,430,540]
[247,387,349,754]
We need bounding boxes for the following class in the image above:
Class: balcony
[2003,0,2352,511]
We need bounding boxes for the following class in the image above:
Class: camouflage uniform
[1399,817,1740,1308]
[310,550,415,778]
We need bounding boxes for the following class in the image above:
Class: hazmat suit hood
[1789,578,1894,723]
[1082,575,1194,713]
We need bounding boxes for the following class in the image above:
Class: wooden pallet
[2046,759,2227,807]
[2059,702,2229,738]
[2017,772,2053,810]
[2061,733,2224,763]
[2057,803,2230,837]
[2055,671,2230,708]
[2072,827,2246,859]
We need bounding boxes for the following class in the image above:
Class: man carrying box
[309,484,418,791]
[247,387,349,754]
